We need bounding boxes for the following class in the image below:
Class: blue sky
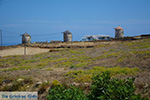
[0,0,150,45]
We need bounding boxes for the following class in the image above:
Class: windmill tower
[63,30,72,42]
[115,26,124,38]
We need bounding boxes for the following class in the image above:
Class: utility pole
[24,44,26,56]
[21,34,26,56]
[0,30,2,50]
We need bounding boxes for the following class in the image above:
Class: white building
[82,35,110,41]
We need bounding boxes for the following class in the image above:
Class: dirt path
[0,47,50,57]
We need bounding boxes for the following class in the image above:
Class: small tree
[88,72,147,100]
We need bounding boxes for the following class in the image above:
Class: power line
[1,30,63,45]
[2,30,62,36]
[2,30,20,35]
[3,35,19,37]
[0,30,2,50]
[32,32,61,36]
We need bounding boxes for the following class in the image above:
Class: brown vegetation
[0,39,150,99]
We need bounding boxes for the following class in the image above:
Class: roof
[93,35,110,37]
[22,32,30,36]
[84,35,110,37]
[63,30,72,34]
[115,26,123,30]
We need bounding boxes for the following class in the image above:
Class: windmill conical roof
[64,30,72,34]
[115,26,123,30]
[22,32,30,36]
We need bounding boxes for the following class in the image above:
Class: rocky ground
[0,39,150,99]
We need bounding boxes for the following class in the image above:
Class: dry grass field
[0,39,150,99]
[0,47,50,57]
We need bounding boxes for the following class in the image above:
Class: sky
[0,0,150,45]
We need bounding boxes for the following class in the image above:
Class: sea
[2,43,20,46]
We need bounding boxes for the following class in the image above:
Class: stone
[17,78,24,82]
[35,81,42,87]
[71,82,79,86]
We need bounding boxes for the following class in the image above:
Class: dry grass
[0,39,150,99]
[0,47,50,57]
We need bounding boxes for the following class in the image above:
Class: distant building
[22,32,31,44]
[82,35,110,41]
[63,30,72,42]
[115,25,124,38]
[141,34,150,39]
[33,41,48,44]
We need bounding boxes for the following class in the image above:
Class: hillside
[0,39,150,99]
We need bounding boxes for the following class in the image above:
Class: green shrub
[75,62,88,68]
[74,74,92,83]
[64,70,83,78]
[51,80,61,86]
[45,68,53,71]
[47,85,88,100]
[64,66,139,83]
[47,72,148,100]
[88,72,148,100]
[70,65,77,69]
[2,66,32,71]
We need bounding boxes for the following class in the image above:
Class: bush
[88,72,148,100]
[47,85,88,100]
[47,72,148,100]
[51,80,61,86]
